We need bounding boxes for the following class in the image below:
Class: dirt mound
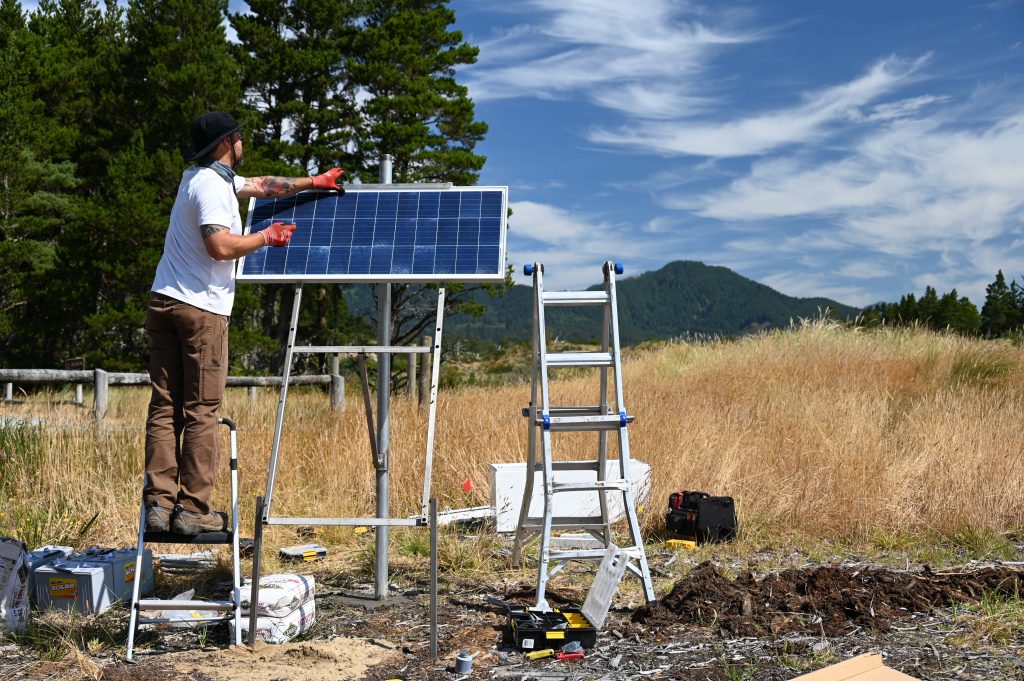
[635,561,1024,637]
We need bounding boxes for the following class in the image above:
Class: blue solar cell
[263,246,288,273]
[309,219,333,246]
[349,245,372,274]
[305,246,329,274]
[284,248,308,275]
[239,187,506,282]
[479,246,500,270]
[328,247,350,274]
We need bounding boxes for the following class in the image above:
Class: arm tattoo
[201,223,228,239]
[253,176,298,197]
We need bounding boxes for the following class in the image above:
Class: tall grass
[1,320,1022,549]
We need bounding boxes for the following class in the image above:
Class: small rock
[811,641,831,654]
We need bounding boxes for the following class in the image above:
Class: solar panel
[236,186,508,283]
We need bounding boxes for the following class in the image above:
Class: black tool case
[666,491,737,543]
[507,605,597,650]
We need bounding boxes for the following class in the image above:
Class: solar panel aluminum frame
[236,185,509,284]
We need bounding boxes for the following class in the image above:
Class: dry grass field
[2,320,1023,555]
[3,320,1024,680]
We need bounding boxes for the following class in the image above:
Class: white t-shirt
[152,166,247,316]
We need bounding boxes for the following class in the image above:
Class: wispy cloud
[688,108,1024,302]
[507,200,686,289]
[696,112,1024,237]
[462,0,756,116]
[590,55,931,157]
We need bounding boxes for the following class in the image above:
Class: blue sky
[448,0,1024,304]
[19,0,1024,304]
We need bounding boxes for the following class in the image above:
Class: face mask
[197,159,236,184]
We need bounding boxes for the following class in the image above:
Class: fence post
[65,358,85,406]
[329,354,340,376]
[4,383,11,401]
[418,336,431,409]
[330,374,345,412]
[93,369,108,422]
[248,386,258,406]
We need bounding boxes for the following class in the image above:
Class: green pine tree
[0,0,86,364]
[47,0,245,368]
[980,270,1016,338]
[352,0,505,377]
[231,0,367,372]
[352,0,487,184]
[936,289,980,336]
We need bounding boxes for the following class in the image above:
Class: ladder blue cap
[524,264,535,276]
[619,410,627,427]
[542,413,551,430]
[614,263,624,275]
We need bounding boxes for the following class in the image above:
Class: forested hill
[447,261,860,344]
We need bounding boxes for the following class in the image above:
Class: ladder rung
[522,406,608,417]
[136,599,236,611]
[539,414,632,431]
[533,461,602,472]
[542,291,609,307]
[547,547,644,562]
[546,352,614,368]
[138,614,233,624]
[522,516,609,529]
[552,480,630,493]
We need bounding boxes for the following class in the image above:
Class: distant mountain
[446,260,860,344]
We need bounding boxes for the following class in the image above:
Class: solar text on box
[237,186,508,283]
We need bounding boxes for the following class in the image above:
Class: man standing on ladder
[144,111,345,535]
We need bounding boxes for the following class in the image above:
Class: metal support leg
[263,285,303,521]
[248,496,265,646]
[223,418,242,645]
[125,499,148,661]
[429,498,438,660]
[419,287,446,516]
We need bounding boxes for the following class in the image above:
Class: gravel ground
[2,547,1023,681]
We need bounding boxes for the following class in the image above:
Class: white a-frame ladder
[511,261,655,610]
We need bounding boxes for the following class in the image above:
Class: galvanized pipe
[375,154,393,600]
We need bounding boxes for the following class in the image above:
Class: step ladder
[511,262,655,610]
[126,418,243,661]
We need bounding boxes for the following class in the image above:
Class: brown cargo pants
[143,293,228,515]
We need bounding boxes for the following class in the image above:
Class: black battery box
[666,491,737,543]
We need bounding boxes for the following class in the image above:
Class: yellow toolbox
[508,606,596,650]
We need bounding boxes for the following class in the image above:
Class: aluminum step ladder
[511,261,655,610]
[126,417,243,661]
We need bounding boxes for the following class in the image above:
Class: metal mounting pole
[429,497,438,660]
[375,154,393,600]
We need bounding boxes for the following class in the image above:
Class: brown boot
[145,501,172,533]
[171,505,227,535]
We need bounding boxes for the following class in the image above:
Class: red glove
[310,167,344,190]
[260,222,296,247]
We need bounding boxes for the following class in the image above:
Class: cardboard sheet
[793,654,919,680]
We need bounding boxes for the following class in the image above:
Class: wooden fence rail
[0,369,344,421]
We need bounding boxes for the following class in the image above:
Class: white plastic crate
[489,460,651,533]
